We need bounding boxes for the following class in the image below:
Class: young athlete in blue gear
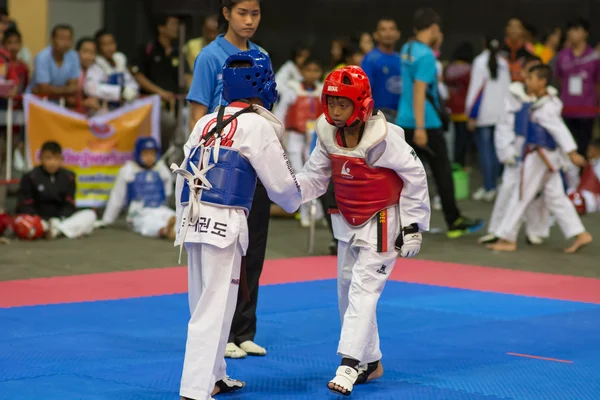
[100,136,176,239]
[173,49,302,400]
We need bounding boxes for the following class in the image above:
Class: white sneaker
[239,340,267,356]
[472,187,486,201]
[432,195,442,211]
[482,189,497,202]
[225,342,247,359]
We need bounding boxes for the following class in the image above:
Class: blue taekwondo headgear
[222,49,278,110]
[134,136,160,166]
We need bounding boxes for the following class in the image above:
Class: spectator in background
[29,24,80,101]
[398,8,483,238]
[84,29,139,111]
[358,32,374,54]
[275,45,310,90]
[432,31,448,102]
[0,8,31,69]
[0,29,29,108]
[75,37,101,115]
[183,14,219,71]
[523,22,538,48]
[555,17,600,158]
[536,27,562,64]
[131,14,191,154]
[445,41,474,168]
[328,38,346,71]
[361,17,401,121]
[500,18,533,81]
[466,36,511,202]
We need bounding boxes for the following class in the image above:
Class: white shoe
[239,340,267,356]
[482,189,497,202]
[225,342,247,359]
[432,195,442,211]
[472,187,486,201]
[526,235,544,245]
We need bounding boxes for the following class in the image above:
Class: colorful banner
[24,95,161,208]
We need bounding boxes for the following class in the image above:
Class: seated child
[15,141,97,239]
[568,138,600,215]
[101,136,176,239]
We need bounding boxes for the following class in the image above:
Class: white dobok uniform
[296,112,430,364]
[173,103,302,400]
[84,52,139,108]
[490,82,551,238]
[102,160,175,237]
[496,92,586,243]
[273,80,324,223]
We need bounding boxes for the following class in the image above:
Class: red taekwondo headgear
[321,66,374,127]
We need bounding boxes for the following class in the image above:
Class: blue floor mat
[1,280,599,400]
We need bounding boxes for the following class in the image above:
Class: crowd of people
[1,1,600,399]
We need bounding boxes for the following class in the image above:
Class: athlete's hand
[413,128,428,148]
[400,232,422,258]
[569,151,586,167]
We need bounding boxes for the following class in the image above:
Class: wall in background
[48,0,103,42]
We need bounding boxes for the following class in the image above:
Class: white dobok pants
[335,215,399,364]
[56,209,97,238]
[497,152,585,242]
[488,164,550,238]
[128,205,175,237]
[179,241,242,400]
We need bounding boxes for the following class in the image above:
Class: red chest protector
[316,112,404,227]
[284,82,323,134]
[578,162,600,195]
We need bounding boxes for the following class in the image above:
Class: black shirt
[16,166,77,220]
[130,40,190,94]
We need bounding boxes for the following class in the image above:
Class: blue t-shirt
[361,47,401,110]
[28,46,81,90]
[396,41,441,129]
[187,34,264,112]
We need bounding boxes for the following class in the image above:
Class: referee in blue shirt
[397,8,483,238]
[186,0,269,359]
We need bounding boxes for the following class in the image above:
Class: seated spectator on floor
[15,141,97,240]
[99,137,175,240]
[84,29,139,111]
[29,24,80,104]
[75,37,101,115]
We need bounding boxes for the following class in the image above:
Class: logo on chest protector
[376,265,387,275]
[341,161,353,179]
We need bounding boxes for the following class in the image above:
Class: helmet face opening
[222,50,277,110]
[322,66,374,127]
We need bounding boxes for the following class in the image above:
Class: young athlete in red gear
[296,66,431,396]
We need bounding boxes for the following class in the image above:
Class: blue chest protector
[514,103,531,137]
[181,146,257,214]
[107,72,124,109]
[525,121,557,150]
[127,170,166,208]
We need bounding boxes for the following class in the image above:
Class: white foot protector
[239,340,267,356]
[328,366,358,396]
[225,342,247,359]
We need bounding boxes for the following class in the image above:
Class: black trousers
[404,128,461,226]
[564,117,595,158]
[453,121,472,167]
[229,181,270,344]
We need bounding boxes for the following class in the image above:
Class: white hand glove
[94,220,107,229]
[400,232,422,258]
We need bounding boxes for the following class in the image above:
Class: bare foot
[486,239,517,252]
[564,232,593,254]
[166,216,177,241]
[327,381,349,395]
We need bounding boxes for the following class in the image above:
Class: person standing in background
[183,14,219,72]
[466,37,511,202]
[130,14,191,154]
[500,18,533,82]
[358,32,374,55]
[186,0,270,360]
[397,8,483,239]
[554,17,600,158]
[536,27,562,64]
[274,45,310,90]
[361,17,402,121]
[445,42,474,168]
